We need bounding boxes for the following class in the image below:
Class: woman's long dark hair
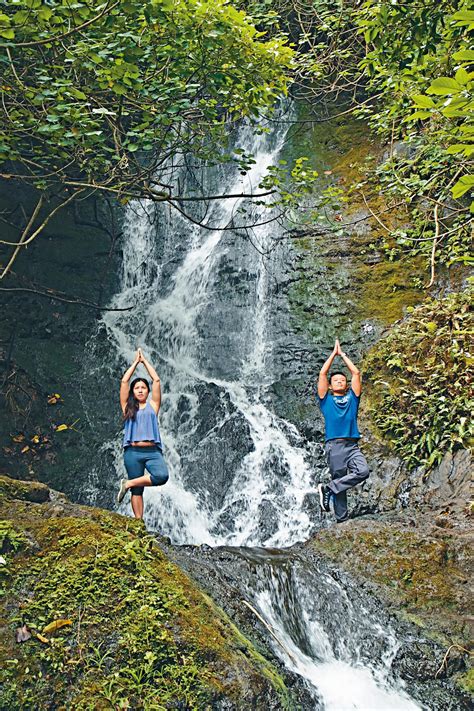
[123,378,150,420]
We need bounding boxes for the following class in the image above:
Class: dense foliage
[0,0,308,276]
[0,0,292,184]
[364,288,473,470]
[244,0,473,279]
[2,1,471,280]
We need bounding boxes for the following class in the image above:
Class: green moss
[456,668,474,695]
[1,478,292,710]
[354,256,425,324]
[286,112,425,343]
[0,475,50,504]
[313,522,471,647]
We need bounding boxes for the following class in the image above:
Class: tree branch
[0,195,43,278]
[0,191,84,279]
[0,286,132,311]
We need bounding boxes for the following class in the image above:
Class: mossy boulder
[0,476,292,710]
[0,475,50,504]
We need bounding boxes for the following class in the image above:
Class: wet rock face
[0,189,121,492]
[347,446,472,520]
[392,641,467,683]
[311,512,473,697]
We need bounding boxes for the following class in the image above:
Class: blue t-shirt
[318,388,361,441]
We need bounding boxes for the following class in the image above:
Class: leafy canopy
[0,0,293,198]
[243,0,473,276]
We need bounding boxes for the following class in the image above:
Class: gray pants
[325,438,369,521]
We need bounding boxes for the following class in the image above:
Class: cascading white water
[253,561,422,711]
[99,121,319,547]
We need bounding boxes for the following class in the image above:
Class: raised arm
[339,346,361,396]
[120,351,140,413]
[139,350,161,413]
[317,340,339,399]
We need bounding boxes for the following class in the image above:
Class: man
[317,339,369,522]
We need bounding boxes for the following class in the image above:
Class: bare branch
[0,195,43,278]
[0,191,84,279]
[0,286,132,311]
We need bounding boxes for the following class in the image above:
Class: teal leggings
[123,445,169,496]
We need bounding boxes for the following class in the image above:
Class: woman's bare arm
[120,351,140,413]
[140,350,161,413]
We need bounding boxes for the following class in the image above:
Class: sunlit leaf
[427,77,461,95]
[452,174,474,199]
[42,619,72,635]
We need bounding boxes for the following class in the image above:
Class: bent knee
[150,470,169,487]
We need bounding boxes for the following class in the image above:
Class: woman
[117,348,169,519]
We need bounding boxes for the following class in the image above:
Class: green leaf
[453,50,474,62]
[69,88,87,100]
[447,144,474,157]
[452,174,474,199]
[455,67,471,85]
[405,110,432,122]
[450,10,474,26]
[38,7,53,21]
[427,77,462,95]
[411,94,435,109]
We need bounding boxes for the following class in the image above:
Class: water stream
[88,121,428,709]
[248,550,420,710]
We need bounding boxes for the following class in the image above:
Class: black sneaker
[318,484,331,513]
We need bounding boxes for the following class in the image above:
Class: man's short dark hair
[329,370,347,382]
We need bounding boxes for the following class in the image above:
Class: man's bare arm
[318,340,339,398]
[339,348,361,396]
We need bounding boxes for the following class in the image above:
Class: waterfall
[99,120,319,547]
[88,119,427,710]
